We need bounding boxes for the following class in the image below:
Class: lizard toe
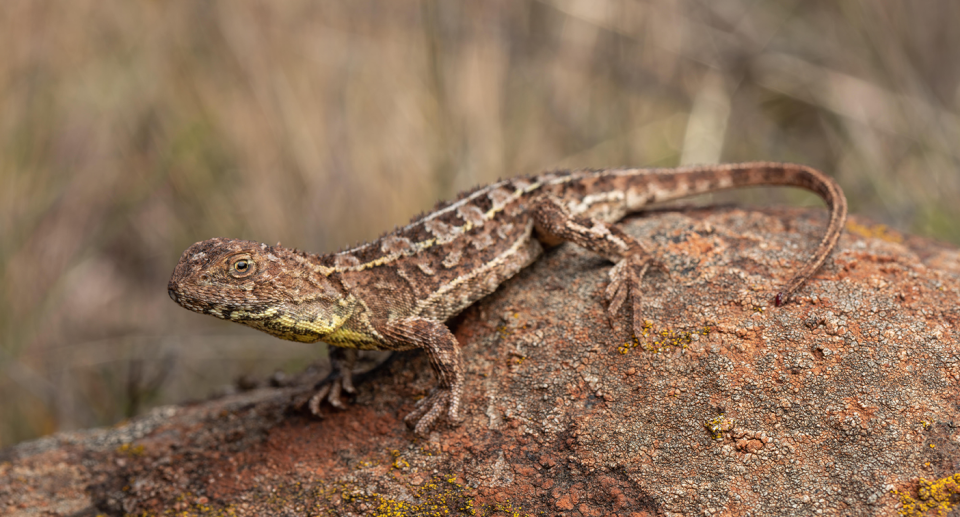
[305,377,353,416]
[306,383,330,416]
[605,261,629,316]
[404,388,460,437]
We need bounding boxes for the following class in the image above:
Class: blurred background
[2,0,959,447]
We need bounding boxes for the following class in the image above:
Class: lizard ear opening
[229,254,256,278]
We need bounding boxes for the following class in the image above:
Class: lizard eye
[229,255,256,278]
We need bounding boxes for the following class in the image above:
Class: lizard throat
[233,306,343,343]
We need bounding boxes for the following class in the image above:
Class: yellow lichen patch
[116,443,145,457]
[894,473,960,516]
[142,477,537,516]
[390,449,410,470]
[704,414,735,440]
[343,474,538,517]
[354,459,379,470]
[846,220,904,244]
[618,323,711,354]
[497,312,528,338]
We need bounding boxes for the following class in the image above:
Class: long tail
[553,162,848,305]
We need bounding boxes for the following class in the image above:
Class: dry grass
[1,0,958,446]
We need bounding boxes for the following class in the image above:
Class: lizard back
[321,162,845,323]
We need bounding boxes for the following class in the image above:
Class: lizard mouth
[166,285,209,315]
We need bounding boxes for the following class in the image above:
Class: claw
[404,388,461,437]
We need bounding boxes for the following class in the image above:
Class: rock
[3,206,960,516]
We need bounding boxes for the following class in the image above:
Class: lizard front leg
[376,317,464,437]
[532,195,656,334]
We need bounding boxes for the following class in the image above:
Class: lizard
[167,162,847,436]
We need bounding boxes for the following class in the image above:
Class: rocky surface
[3,206,960,516]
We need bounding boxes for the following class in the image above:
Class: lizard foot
[403,386,462,437]
[605,253,655,331]
[306,370,356,415]
[298,347,358,416]
[605,253,651,312]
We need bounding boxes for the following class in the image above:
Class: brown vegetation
[1,1,960,447]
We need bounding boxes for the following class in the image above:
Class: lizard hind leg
[532,195,658,336]
[307,346,358,415]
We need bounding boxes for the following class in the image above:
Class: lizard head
[168,238,350,342]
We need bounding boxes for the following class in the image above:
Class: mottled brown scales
[168,162,847,436]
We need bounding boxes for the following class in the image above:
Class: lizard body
[168,162,847,435]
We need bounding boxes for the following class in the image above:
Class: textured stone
[2,207,960,516]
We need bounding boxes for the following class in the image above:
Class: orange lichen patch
[894,473,960,516]
[847,220,904,243]
[670,230,720,256]
[618,323,710,354]
[841,396,880,421]
[194,406,406,503]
